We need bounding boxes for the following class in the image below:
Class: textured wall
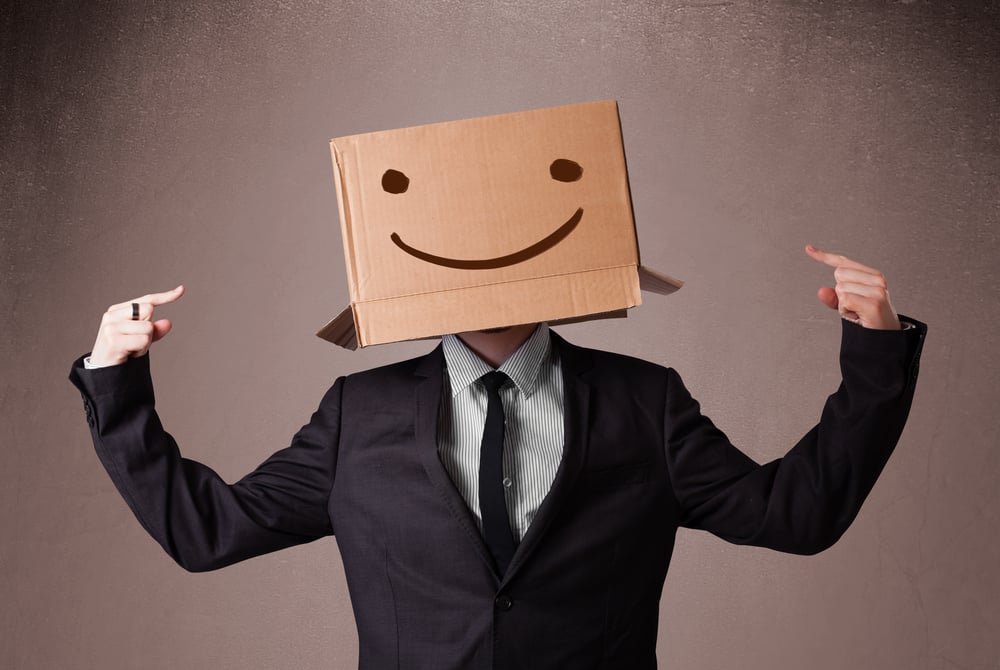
[2,1,998,668]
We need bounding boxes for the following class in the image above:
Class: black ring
[131,302,140,320]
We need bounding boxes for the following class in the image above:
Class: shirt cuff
[83,356,121,370]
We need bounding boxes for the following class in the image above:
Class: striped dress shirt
[438,324,564,542]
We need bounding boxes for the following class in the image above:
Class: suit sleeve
[69,353,340,572]
[665,316,926,554]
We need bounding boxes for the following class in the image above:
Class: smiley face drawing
[383,159,585,270]
[324,100,659,347]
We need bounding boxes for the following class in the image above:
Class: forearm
[670,316,926,554]
[69,354,337,571]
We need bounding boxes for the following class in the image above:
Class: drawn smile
[390,207,584,270]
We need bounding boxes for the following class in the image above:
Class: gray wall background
[3,1,998,668]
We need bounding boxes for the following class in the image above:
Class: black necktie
[479,370,516,575]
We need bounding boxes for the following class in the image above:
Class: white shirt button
[502,477,513,489]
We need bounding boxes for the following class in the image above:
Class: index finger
[805,245,877,274]
[111,285,185,311]
[138,284,185,306]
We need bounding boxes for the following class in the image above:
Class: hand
[89,286,185,367]
[805,246,901,330]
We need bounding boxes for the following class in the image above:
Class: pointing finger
[109,285,185,314]
[805,245,877,273]
[134,285,185,307]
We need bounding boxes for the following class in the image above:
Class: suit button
[495,594,513,611]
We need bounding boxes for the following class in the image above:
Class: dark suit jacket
[70,319,925,669]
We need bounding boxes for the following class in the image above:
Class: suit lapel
[412,345,499,580]
[503,333,592,583]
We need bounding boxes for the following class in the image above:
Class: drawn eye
[382,169,410,194]
[550,159,583,182]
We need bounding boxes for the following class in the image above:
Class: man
[70,245,925,669]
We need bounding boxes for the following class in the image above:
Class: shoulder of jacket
[550,330,672,379]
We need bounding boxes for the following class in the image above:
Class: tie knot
[480,370,509,394]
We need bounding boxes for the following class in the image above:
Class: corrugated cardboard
[318,100,682,349]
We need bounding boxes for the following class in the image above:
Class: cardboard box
[317,100,682,349]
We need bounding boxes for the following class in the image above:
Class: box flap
[638,266,684,295]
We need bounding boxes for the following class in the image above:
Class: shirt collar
[441,323,552,399]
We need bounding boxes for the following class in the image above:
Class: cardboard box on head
[317,100,683,349]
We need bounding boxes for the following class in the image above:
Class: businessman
[70,245,925,669]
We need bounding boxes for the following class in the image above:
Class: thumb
[817,287,839,311]
[151,319,173,342]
